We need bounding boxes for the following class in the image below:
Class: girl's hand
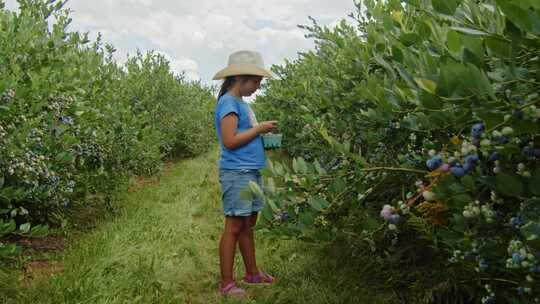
[257,121,278,134]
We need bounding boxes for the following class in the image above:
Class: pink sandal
[242,271,275,285]
[220,281,247,297]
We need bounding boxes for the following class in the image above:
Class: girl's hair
[217,75,261,101]
[217,76,236,100]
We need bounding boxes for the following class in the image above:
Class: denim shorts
[219,168,264,217]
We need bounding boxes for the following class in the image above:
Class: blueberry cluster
[59,115,74,125]
[504,240,538,296]
[522,146,540,158]
[510,214,525,228]
[1,88,15,103]
[380,204,400,228]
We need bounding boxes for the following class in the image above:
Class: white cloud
[3,0,357,85]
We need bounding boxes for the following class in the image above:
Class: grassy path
[7,148,381,304]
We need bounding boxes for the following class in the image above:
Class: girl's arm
[221,113,277,150]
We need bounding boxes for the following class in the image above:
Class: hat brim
[212,63,275,80]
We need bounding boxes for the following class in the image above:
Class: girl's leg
[238,212,259,276]
[219,216,245,286]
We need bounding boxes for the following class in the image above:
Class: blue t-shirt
[215,93,266,170]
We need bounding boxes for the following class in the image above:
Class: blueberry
[534,149,540,157]
[488,152,501,162]
[496,136,509,144]
[478,259,488,270]
[517,215,525,225]
[471,123,485,138]
[388,214,400,224]
[510,216,522,227]
[441,163,450,172]
[530,265,539,273]
[426,156,443,171]
[280,211,289,221]
[522,146,534,157]
[517,286,525,296]
[451,166,465,178]
[514,110,524,120]
[512,252,523,263]
[463,162,475,173]
[465,155,479,164]
[59,116,74,125]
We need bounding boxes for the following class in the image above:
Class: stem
[360,166,428,174]
[459,278,520,285]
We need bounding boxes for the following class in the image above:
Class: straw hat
[212,50,274,80]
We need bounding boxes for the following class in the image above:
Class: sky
[3,0,356,89]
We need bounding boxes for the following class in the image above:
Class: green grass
[4,148,388,304]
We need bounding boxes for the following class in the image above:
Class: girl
[212,50,278,297]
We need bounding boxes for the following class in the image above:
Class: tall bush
[0,0,215,261]
[254,0,540,302]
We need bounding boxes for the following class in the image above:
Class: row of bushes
[254,0,539,302]
[0,0,215,260]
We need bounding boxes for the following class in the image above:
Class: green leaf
[437,229,463,246]
[261,204,273,222]
[266,198,279,212]
[0,243,21,258]
[414,78,437,94]
[30,225,49,237]
[360,216,380,232]
[495,173,523,197]
[292,158,299,173]
[437,62,494,98]
[298,212,315,228]
[265,177,276,195]
[446,30,462,55]
[461,175,475,190]
[400,32,419,46]
[476,111,505,129]
[55,152,75,164]
[248,181,265,199]
[485,37,513,58]
[495,0,540,35]
[373,53,396,79]
[514,119,540,136]
[297,157,308,174]
[0,219,16,236]
[449,214,468,232]
[19,223,31,234]
[308,196,329,211]
[314,160,327,175]
[331,177,347,194]
[521,221,540,241]
[450,26,487,36]
[432,0,459,15]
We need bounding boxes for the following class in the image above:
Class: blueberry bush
[0,0,214,261]
[253,0,540,302]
